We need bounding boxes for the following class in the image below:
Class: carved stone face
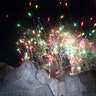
[17,60,37,81]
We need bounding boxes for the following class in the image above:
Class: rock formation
[0,60,96,96]
[0,60,53,96]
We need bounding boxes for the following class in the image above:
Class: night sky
[0,0,96,67]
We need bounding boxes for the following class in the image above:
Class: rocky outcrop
[0,60,53,96]
[0,60,96,96]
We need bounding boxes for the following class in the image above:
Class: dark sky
[0,0,96,67]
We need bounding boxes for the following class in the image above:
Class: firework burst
[15,1,96,78]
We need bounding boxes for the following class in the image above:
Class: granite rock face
[0,60,96,96]
[58,71,96,96]
[37,69,49,84]
[59,75,86,96]
[49,78,59,96]
[0,60,54,96]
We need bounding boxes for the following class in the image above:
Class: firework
[15,1,96,77]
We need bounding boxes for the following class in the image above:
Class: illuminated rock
[49,78,59,96]
[0,60,53,96]
[37,69,49,84]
